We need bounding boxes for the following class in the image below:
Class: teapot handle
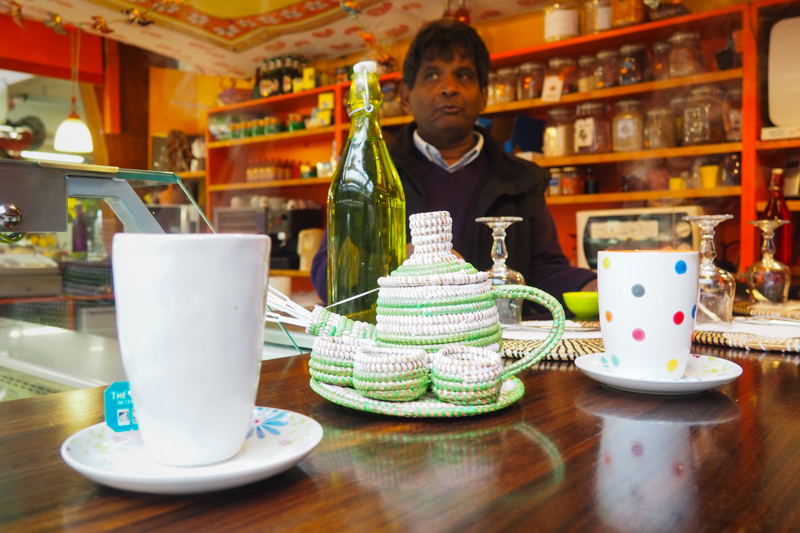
[493,285,565,381]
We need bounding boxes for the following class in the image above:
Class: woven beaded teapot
[282,211,565,417]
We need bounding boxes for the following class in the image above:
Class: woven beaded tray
[310,376,525,418]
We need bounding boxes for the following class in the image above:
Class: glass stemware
[746,219,791,304]
[684,215,736,326]
[476,216,525,324]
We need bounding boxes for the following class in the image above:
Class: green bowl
[562,291,599,319]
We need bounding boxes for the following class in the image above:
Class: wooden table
[2,344,799,532]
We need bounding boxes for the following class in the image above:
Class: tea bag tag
[104,381,139,432]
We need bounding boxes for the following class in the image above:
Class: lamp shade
[54,114,93,153]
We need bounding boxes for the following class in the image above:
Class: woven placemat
[692,330,800,353]
[501,338,605,361]
[310,376,525,418]
[733,302,800,320]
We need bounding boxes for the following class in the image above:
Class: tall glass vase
[476,216,525,324]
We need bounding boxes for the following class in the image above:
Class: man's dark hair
[402,19,490,90]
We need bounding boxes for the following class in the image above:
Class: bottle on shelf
[327,61,406,323]
[761,168,794,265]
[72,202,88,259]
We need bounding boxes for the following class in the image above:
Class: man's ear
[400,82,413,115]
[479,85,488,113]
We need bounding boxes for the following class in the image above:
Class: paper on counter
[502,320,603,341]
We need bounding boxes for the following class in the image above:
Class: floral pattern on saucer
[61,407,323,494]
[574,354,743,395]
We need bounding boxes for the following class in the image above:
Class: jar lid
[549,168,562,175]
[689,85,723,98]
[518,62,545,71]
[562,166,578,172]
[646,106,671,116]
[652,41,670,54]
[548,57,576,67]
[620,43,647,55]
[578,55,597,67]
[669,31,700,43]
[580,101,607,113]
[616,99,642,109]
[669,95,687,106]
[497,67,516,75]
[726,87,743,97]
[548,107,574,118]
[596,49,620,60]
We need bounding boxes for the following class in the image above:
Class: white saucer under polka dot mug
[597,250,699,380]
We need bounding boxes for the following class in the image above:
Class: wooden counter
[1,345,797,531]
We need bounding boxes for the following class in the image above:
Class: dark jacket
[390,122,595,315]
[311,122,596,315]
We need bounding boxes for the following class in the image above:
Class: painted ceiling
[7,0,545,78]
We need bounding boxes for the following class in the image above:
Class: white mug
[597,250,699,379]
[112,234,270,466]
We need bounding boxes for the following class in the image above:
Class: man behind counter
[311,18,596,316]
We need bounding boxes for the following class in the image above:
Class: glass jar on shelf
[578,55,598,93]
[516,62,545,100]
[682,85,726,145]
[669,95,686,146]
[574,102,611,154]
[650,41,671,81]
[562,166,585,195]
[611,0,645,28]
[544,2,581,42]
[494,67,517,104]
[543,107,575,157]
[486,71,498,106]
[581,0,612,34]
[723,87,743,142]
[619,44,648,85]
[668,31,704,78]
[644,106,676,149]
[595,49,620,89]
[612,99,644,152]
[548,168,563,196]
[548,57,578,94]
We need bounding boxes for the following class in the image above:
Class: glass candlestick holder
[684,214,736,326]
[746,219,791,304]
[476,216,525,324]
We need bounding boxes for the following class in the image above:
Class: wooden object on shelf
[547,186,742,205]
[536,143,742,168]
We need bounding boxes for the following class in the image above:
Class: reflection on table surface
[2,345,800,531]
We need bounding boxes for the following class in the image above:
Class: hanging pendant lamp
[55,29,93,153]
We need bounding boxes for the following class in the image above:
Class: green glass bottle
[327,61,406,324]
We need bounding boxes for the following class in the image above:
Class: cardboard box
[318,92,335,110]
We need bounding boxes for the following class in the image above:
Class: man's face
[400,53,487,149]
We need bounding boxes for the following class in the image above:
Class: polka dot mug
[597,250,699,380]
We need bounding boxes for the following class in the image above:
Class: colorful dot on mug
[632,328,645,341]
[603,257,610,270]
[675,260,687,275]
[605,310,613,322]
[673,311,684,325]
[611,354,619,367]
[666,359,678,372]
[600,356,609,367]
[631,284,645,297]
[692,305,696,319]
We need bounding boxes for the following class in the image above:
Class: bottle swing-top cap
[353,61,377,74]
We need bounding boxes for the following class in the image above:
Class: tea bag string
[347,68,374,116]
[325,287,380,309]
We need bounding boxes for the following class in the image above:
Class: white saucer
[61,407,323,494]
[574,354,743,395]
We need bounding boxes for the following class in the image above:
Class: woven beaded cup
[597,250,699,379]
[430,346,504,405]
[352,345,430,402]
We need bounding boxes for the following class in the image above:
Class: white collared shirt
[412,129,484,173]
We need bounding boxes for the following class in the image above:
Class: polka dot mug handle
[493,285,566,380]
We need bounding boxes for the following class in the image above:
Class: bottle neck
[770,170,784,195]
[348,70,383,139]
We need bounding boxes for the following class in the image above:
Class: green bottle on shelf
[327,61,406,324]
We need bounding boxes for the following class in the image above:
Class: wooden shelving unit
[756,199,800,211]
[207,177,331,192]
[547,186,742,205]
[270,269,311,278]
[175,171,206,180]
[536,143,742,168]
[204,2,790,273]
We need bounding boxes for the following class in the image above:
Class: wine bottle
[327,61,406,324]
[762,168,794,265]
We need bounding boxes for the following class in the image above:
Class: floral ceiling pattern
[12,0,545,77]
